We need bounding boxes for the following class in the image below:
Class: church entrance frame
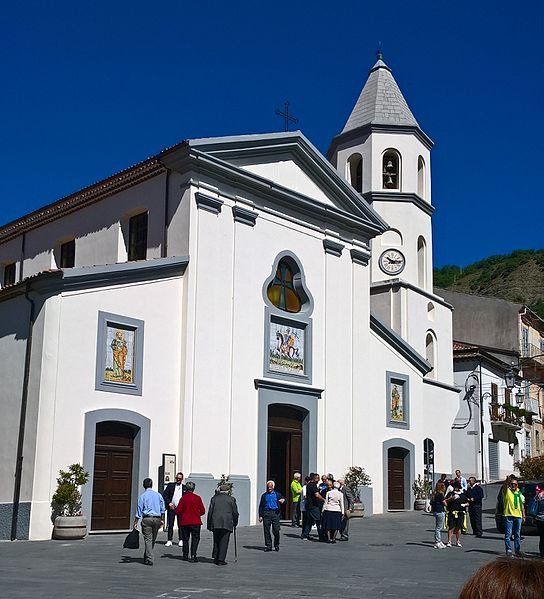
[267,404,304,520]
[256,380,320,520]
[82,409,150,532]
[382,438,415,511]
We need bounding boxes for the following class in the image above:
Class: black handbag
[123,529,140,549]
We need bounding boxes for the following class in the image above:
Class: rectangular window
[3,262,16,286]
[504,388,511,405]
[128,212,148,261]
[60,239,75,268]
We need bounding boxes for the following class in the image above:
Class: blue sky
[1,1,542,267]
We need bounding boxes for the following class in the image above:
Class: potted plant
[217,473,233,495]
[412,474,431,510]
[51,463,90,539]
[343,466,372,518]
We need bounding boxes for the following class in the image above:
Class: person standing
[321,481,344,543]
[301,473,324,540]
[502,476,525,557]
[133,478,165,566]
[466,476,484,538]
[175,481,205,562]
[431,481,446,548]
[290,472,302,527]
[162,472,186,547]
[258,480,285,551]
[454,469,468,491]
[207,484,239,566]
[337,478,354,541]
[300,476,310,536]
[445,481,467,548]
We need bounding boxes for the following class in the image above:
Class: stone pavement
[0,504,542,599]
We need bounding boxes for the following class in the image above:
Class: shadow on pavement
[464,549,502,556]
[242,545,268,551]
[120,555,145,564]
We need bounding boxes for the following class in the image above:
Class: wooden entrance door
[388,448,406,510]
[267,405,304,519]
[91,422,135,531]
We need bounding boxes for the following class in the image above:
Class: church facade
[0,54,459,540]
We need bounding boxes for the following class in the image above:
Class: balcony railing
[521,343,544,365]
[490,404,523,427]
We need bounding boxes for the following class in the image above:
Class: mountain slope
[434,250,544,319]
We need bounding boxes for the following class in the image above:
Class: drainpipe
[478,360,485,483]
[10,282,36,540]
[162,169,170,258]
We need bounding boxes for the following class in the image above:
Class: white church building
[0,53,459,540]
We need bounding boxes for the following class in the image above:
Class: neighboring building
[438,289,544,479]
[0,53,459,540]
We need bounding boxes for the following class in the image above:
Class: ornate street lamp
[504,367,516,390]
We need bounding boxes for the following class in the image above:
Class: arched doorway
[91,421,137,531]
[267,404,305,519]
[387,447,408,509]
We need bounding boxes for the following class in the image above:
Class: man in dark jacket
[162,472,186,547]
[207,485,239,565]
[338,478,355,541]
[258,480,286,551]
[466,476,484,537]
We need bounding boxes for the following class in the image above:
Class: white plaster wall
[7,174,167,281]
[28,275,184,540]
[370,201,433,291]
[239,159,334,207]
[0,237,23,286]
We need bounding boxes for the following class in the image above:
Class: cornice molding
[370,314,432,375]
[350,248,370,266]
[195,192,223,214]
[232,205,258,226]
[422,377,461,394]
[254,378,324,396]
[323,239,344,257]
[371,279,453,310]
[363,191,435,216]
[328,122,433,159]
[189,148,387,239]
[0,161,165,244]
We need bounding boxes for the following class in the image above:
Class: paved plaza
[1,494,542,599]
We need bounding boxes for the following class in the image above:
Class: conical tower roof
[341,51,419,132]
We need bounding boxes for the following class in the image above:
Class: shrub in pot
[412,474,431,510]
[343,466,372,517]
[51,463,90,540]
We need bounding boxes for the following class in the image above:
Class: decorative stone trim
[350,248,370,265]
[232,205,257,226]
[195,192,223,214]
[323,239,344,257]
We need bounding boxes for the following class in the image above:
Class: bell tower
[328,51,434,292]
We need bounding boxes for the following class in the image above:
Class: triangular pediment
[188,132,387,232]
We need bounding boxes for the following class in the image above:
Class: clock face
[379,249,406,275]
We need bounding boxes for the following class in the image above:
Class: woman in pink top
[321,480,345,543]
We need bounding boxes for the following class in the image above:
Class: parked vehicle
[495,480,544,534]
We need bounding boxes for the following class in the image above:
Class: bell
[386,160,394,170]
[385,175,394,186]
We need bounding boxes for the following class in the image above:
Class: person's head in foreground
[459,557,544,599]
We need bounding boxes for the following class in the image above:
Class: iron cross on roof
[275,102,298,132]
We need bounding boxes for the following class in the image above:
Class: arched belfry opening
[417,156,426,198]
[347,153,363,192]
[417,236,427,288]
[383,150,401,190]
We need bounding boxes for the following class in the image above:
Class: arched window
[383,149,401,190]
[425,331,436,379]
[347,153,363,193]
[417,156,426,198]
[381,228,403,247]
[417,236,427,288]
[267,259,303,313]
[427,302,435,322]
